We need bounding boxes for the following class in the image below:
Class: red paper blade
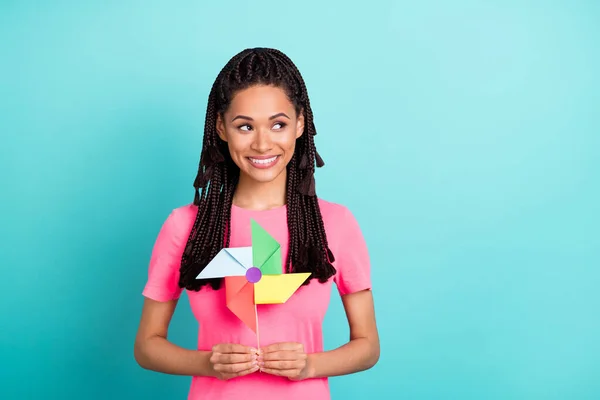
[225,276,256,333]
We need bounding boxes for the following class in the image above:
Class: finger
[212,343,255,354]
[260,367,300,378]
[261,351,307,362]
[262,360,305,370]
[211,352,255,364]
[261,342,303,353]
[236,364,260,378]
[215,360,258,374]
[220,364,259,381]
[219,373,236,381]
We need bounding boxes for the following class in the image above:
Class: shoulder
[169,202,199,221]
[158,203,198,236]
[317,197,350,218]
[317,198,362,234]
[317,198,371,288]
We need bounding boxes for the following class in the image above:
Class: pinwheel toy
[196,219,310,346]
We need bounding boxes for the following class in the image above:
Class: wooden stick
[255,304,261,372]
[255,303,260,350]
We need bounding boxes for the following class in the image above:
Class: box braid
[179,48,336,291]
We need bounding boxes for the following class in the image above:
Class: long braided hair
[179,47,336,291]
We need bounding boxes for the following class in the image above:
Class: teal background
[1,1,598,399]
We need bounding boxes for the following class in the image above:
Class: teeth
[249,156,278,165]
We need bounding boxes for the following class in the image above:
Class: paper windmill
[196,219,310,334]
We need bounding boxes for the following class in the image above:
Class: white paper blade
[196,249,246,279]
[224,247,253,270]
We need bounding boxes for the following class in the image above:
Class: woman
[134,47,379,399]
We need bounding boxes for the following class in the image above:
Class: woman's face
[216,84,304,185]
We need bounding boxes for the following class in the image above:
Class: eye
[273,122,287,130]
[238,124,252,132]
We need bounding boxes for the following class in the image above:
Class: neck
[233,169,287,211]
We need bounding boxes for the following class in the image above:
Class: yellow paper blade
[254,273,311,304]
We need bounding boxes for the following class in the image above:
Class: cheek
[279,132,299,152]
[224,140,249,169]
[225,135,248,156]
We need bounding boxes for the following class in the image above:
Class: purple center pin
[245,267,262,283]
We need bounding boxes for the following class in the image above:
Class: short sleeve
[142,208,191,302]
[333,206,372,296]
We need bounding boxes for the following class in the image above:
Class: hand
[259,342,312,381]
[209,344,259,380]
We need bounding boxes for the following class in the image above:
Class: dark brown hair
[179,47,335,291]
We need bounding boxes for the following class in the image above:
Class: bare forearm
[135,336,213,377]
[308,337,379,379]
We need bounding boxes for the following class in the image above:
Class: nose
[250,127,272,153]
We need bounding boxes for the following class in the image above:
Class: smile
[248,155,280,168]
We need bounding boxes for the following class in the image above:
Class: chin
[245,168,286,183]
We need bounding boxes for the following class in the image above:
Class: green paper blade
[251,219,281,275]
[260,247,282,276]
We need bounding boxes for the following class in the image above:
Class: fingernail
[252,360,257,366]
[250,348,257,353]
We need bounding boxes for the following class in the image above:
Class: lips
[247,155,280,169]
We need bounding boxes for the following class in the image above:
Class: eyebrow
[231,112,290,122]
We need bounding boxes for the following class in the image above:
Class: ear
[216,113,227,142]
[296,109,305,139]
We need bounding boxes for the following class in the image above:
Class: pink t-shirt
[142,198,371,400]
